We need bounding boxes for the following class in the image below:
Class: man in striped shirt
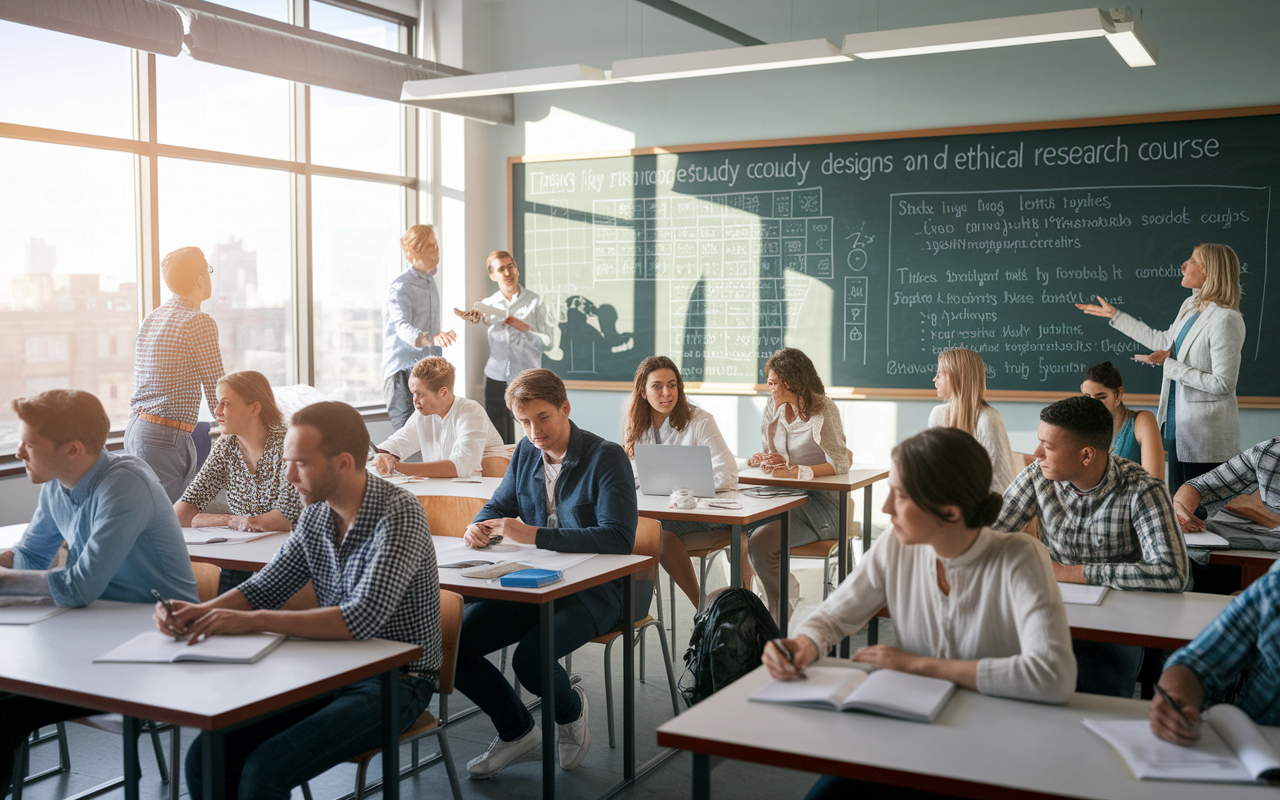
[125,247,224,502]
[1174,436,1280,532]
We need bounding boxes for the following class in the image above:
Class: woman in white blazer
[1076,243,1245,501]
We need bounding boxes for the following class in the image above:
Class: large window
[0,3,418,456]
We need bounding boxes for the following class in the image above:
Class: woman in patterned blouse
[174,371,301,533]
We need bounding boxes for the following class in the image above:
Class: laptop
[634,444,716,497]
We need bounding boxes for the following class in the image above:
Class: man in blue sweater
[456,368,637,779]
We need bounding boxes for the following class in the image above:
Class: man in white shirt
[373,357,508,478]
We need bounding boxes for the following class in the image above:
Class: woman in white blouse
[623,356,737,606]
[764,427,1076,800]
[928,347,1019,492]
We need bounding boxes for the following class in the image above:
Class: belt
[134,412,196,434]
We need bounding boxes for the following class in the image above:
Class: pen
[771,638,805,679]
[151,588,179,633]
[1154,684,1198,728]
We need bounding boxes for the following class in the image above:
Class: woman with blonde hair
[1077,243,1245,503]
[623,356,737,606]
[929,347,1019,493]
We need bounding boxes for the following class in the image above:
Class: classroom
[3,1,1280,799]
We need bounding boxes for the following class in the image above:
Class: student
[126,246,225,502]
[1076,243,1245,500]
[746,348,850,622]
[994,395,1187,696]
[1149,569,1280,744]
[765,427,1076,800]
[384,224,457,430]
[1081,361,1165,478]
[165,401,442,800]
[622,355,738,607]
[372,357,508,478]
[928,347,1019,492]
[456,251,552,443]
[1173,436,1280,532]
[0,390,197,796]
[454,369,636,779]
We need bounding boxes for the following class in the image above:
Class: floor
[10,557,894,800]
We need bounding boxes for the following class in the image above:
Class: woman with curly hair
[623,356,738,606]
[928,347,1019,493]
[746,348,850,622]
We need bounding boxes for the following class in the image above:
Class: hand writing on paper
[763,636,817,681]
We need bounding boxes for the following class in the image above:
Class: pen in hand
[151,589,180,636]
[771,638,806,679]
[1154,684,1198,729]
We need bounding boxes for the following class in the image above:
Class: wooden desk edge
[654,730,1072,800]
[439,554,655,603]
[737,470,889,492]
[639,495,808,525]
[0,647,420,731]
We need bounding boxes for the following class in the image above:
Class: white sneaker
[557,684,591,770]
[466,726,541,779]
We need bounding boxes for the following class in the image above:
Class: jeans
[124,415,197,503]
[454,595,603,741]
[485,378,515,444]
[383,371,414,431]
[186,675,434,800]
[0,693,99,796]
[1073,639,1144,697]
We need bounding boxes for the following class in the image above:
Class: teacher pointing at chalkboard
[1075,244,1245,503]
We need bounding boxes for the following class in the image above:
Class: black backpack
[679,587,780,706]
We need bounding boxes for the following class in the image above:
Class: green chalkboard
[510,106,1278,401]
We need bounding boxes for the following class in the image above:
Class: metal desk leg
[730,524,743,588]
[837,490,850,658]
[540,600,556,800]
[864,484,878,646]
[201,728,226,800]
[381,669,401,800]
[692,752,711,800]
[778,511,791,636]
[122,716,141,800]
[622,572,635,782]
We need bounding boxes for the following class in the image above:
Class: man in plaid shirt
[1173,436,1280,532]
[994,396,1187,696]
[153,402,441,800]
[1149,569,1280,743]
[125,247,224,501]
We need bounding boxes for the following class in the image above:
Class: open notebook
[1085,704,1280,783]
[749,664,956,723]
[95,631,286,664]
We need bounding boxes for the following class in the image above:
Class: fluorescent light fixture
[1105,10,1158,67]
[842,8,1114,60]
[611,38,848,83]
[401,64,609,100]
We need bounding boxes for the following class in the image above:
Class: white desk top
[1064,590,1230,649]
[0,522,28,550]
[737,463,890,492]
[188,533,291,572]
[367,472,503,500]
[0,601,418,730]
[636,489,807,526]
[657,665,1280,799]
[433,536,652,603]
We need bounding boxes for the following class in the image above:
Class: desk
[656,665,1280,800]
[0,522,28,550]
[1065,590,1230,650]
[738,464,888,651]
[1209,549,1279,589]
[376,475,503,503]
[435,537,654,800]
[0,601,419,800]
[636,491,808,634]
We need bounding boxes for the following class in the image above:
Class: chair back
[436,589,464,695]
[631,517,660,622]
[480,457,510,478]
[421,496,489,537]
[1017,452,1036,468]
[191,561,221,602]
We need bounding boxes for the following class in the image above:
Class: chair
[666,529,733,653]
[14,563,224,800]
[578,517,682,747]
[1013,453,1039,538]
[479,457,510,478]
[420,495,489,538]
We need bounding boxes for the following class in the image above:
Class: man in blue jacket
[457,368,637,779]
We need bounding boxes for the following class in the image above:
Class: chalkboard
[509,106,1278,403]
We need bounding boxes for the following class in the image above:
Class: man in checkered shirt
[152,401,442,800]
[1173,436,1280,533]
[125,247,224,502]
[994,395,1187,697]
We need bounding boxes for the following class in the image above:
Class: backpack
[679,587,780,706]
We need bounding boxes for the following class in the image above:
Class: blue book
[500,568,564,588]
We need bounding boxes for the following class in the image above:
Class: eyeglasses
[203,263,215,274]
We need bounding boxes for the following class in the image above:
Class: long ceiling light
[610,38,848,83]
[401,63,610,100]
[841,7,1156,67]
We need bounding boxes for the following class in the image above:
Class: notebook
[1183,530,1231,549]
[749,664,956,723]
[1057,583,1109,605]
[182,527,283,545]
[95,631,286,664]
[1085,704,1280,783]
